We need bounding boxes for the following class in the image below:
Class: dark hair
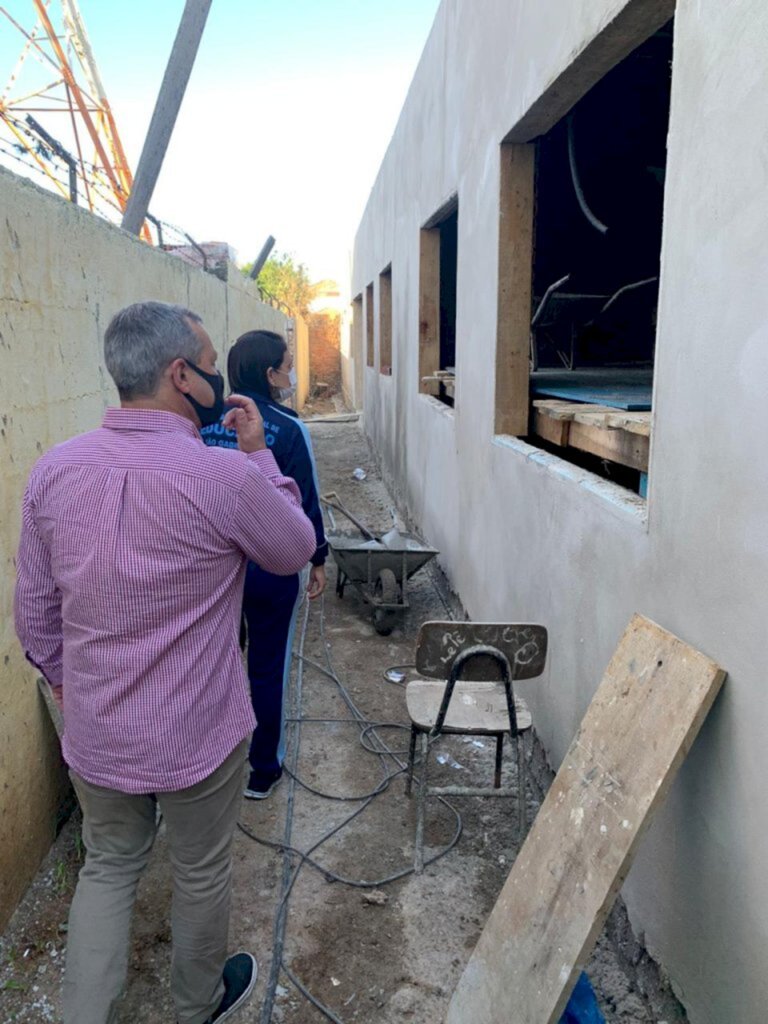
[227,330,287,396]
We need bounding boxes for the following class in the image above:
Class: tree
[241,251,314,319]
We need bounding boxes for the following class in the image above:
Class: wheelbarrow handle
[320,492,378,541]
[323,501,338,532]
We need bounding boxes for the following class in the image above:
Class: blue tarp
[559,972,606,1024]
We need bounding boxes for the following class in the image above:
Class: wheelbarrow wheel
[373,568,399,636]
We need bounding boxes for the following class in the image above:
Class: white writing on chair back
[415,622,548,681]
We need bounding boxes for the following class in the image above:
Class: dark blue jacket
[202,391,328,567]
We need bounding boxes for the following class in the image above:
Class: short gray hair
[104,301,204,399]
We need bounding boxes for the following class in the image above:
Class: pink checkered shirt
[14,408,317,793]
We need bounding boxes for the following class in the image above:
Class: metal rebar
[145,213,164,248]
[530,272,572,328]
[414,732,429,873]
[425,785,518,797]
[597,276,659,318]
[182,231,207,271]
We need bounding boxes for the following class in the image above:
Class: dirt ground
[0,404,688,1024]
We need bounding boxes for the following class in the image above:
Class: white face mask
[273,366,297,399]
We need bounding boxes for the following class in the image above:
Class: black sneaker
[243,768,283,800]
[203,952,257,1023]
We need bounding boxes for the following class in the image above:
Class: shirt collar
[102,407,201,439]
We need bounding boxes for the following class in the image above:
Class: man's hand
[223,394,267,453]
[307,565,326,600]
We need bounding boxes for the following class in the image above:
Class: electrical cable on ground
[239,575,461,1023]
[256,596,309,1024]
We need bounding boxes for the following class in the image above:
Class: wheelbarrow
[321,492,439,635]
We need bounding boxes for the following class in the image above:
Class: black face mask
[183,361,225,428]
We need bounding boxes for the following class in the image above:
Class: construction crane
[0,0,151,241]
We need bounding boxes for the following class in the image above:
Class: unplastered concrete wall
[352,1,768,1020]
[293,315,310,412]
[0,166,286,929]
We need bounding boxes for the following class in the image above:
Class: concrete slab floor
[0,421,687,1024]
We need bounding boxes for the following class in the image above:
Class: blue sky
[0,0,440,281]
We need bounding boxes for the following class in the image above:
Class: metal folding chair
[405,622,548,871]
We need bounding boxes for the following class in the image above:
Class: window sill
[493,433,648,528]
[420,392,455,419]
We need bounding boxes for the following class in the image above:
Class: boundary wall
[0,166,286,928]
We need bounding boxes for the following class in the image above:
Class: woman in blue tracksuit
[202,330,327,798]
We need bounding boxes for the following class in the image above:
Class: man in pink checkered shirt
[14,301,317,1024]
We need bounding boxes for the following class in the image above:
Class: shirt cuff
[246,449,280,477]
[26,652,63,688]
[311,541,329,566]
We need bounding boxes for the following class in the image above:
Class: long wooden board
[568,419,649,472]
[534,400,652,436]
[446,614,726,1024]
[532,400,651,470]
[534,408,571,446]
[575,410,651,438]
[533,400,617,421]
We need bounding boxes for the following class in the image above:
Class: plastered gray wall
[0,166,286,928]
[351,1,768,1020]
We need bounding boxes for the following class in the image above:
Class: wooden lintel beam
[505,0,675,143]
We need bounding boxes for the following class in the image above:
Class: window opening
[501,20,673,496]
[351,294,364,402]
[379,265,392,375]
[365,282,374,367]
[419,200,458,406]
[351,293,363,360]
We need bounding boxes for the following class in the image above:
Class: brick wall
[308,311,341,394]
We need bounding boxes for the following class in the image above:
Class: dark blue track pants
[242,562,301,780]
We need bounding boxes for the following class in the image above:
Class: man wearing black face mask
[15,301,316,1024]
[119,305,227,429]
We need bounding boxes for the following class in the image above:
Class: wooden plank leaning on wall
[446,614,726,1024]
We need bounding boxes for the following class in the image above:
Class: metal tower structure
[0,0,150,239]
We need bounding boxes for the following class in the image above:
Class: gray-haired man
[15,301,316,1023]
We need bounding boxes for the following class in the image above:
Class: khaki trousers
[63,740,247,1024]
